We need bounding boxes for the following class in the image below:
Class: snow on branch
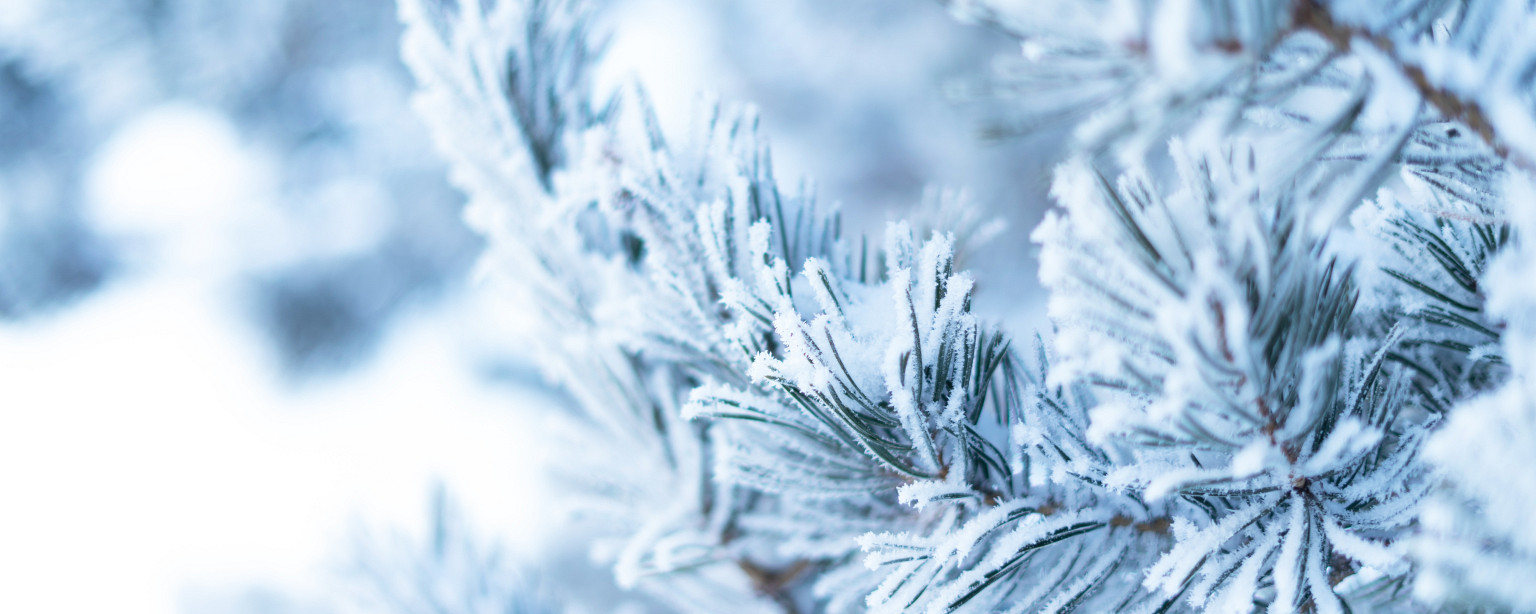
[1037,144,1427,611]
[1413,173,1536,612]
[398,0,1536,611]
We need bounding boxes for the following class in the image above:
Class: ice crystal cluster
[399,0,1536,611]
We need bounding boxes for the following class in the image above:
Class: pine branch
[1293,0,1536,173]
[1038,145,1426,612]
[397,0,1536,611]
[350,485,556,614]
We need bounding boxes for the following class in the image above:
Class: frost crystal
[400,0,1536,611]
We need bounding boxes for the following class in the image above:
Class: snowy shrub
[400,0,1536,611]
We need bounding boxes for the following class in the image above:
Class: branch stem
[1294,0,1536,173]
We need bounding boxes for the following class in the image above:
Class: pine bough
[398,0,1536,611]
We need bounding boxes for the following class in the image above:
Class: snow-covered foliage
[400,0,1536,611]
[1411,172,1536,612]
[351,486,555,614]
[1039,146,1425,612]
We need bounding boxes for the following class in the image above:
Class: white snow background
[0,99,555,612]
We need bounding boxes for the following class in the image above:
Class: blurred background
[0,0,1049,611]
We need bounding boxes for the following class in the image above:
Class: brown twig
[739,559,811,614]
[1293,0,1536,173]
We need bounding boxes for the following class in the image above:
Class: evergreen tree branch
[1292,0,1536,173]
